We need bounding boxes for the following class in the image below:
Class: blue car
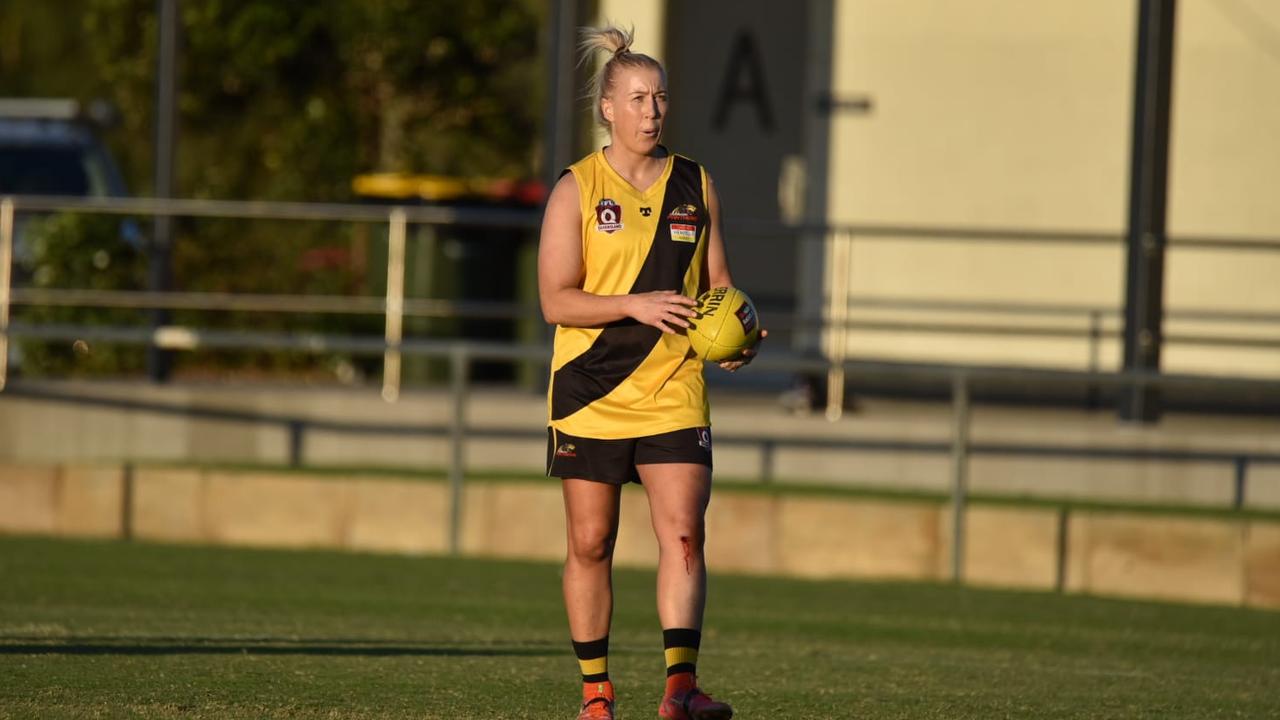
[0,98,129,198]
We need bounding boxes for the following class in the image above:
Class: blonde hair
[578,24,665,128]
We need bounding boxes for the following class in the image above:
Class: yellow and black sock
[573,636,610,684]
[662,628,701,678]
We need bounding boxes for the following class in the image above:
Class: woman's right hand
[627,290,698,334]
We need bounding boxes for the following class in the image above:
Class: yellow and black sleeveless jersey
[547,148,711,439]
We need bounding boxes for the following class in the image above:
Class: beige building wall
[824,0,1280,377]
[581,1,1280,376]
[1164,0,1280,376]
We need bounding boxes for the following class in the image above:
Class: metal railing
[4,193,1280,428]
[4,194,1280,581]
[5,194,1278,400]
[0,194,540,396]
[789,223,1280,420]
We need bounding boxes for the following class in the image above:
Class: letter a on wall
[712,30,775,133]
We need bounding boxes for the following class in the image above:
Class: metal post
[1055,506,1069,593]
[287,420,304,468]
[121,462,135,541]
[1088,310,1102,373]
[1233,457,1247,510]
[148,0,180,383]
[448,344,469,555]
[1086,309,1102,409]
[542,0,578,188]
[825,231,852,421]
[1120,0,1177,422]
[760,440,775,483]
[950,372,971,583]
[382,208,407,402]
[0,197,12,391]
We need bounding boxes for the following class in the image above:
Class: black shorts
[546,426,713,485]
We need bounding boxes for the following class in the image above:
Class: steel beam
[1120,0,1178,422]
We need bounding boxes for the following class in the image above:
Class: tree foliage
[1,1,547,380]
[79,0,543,199]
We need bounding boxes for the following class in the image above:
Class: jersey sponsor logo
[735,302,757,334]
[670,223,696,243]
[595,198,624,233]
[668,203,699,243]
[555,442,578,458]
[640,206,652,217]
[697,428,712,451]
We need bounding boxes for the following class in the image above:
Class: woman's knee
[659,514,706,552]
[567,524,617,564]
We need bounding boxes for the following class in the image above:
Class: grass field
[1,536,1278,719]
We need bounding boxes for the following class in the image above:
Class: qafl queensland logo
[595,198,624,234]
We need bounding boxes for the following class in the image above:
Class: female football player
[538,23,764,720]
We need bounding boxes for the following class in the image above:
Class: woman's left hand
[718,329,767,373]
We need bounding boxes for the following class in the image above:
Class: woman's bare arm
[538,173,697,333]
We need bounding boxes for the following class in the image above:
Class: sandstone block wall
[2,463,1277,610]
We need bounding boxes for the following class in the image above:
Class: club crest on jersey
[595,198,623,234]
[735,302,757,334]
[668,203,699,243]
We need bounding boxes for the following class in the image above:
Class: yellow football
[687,286,760,362]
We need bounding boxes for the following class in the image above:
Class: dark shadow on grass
[0,635,563,657]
